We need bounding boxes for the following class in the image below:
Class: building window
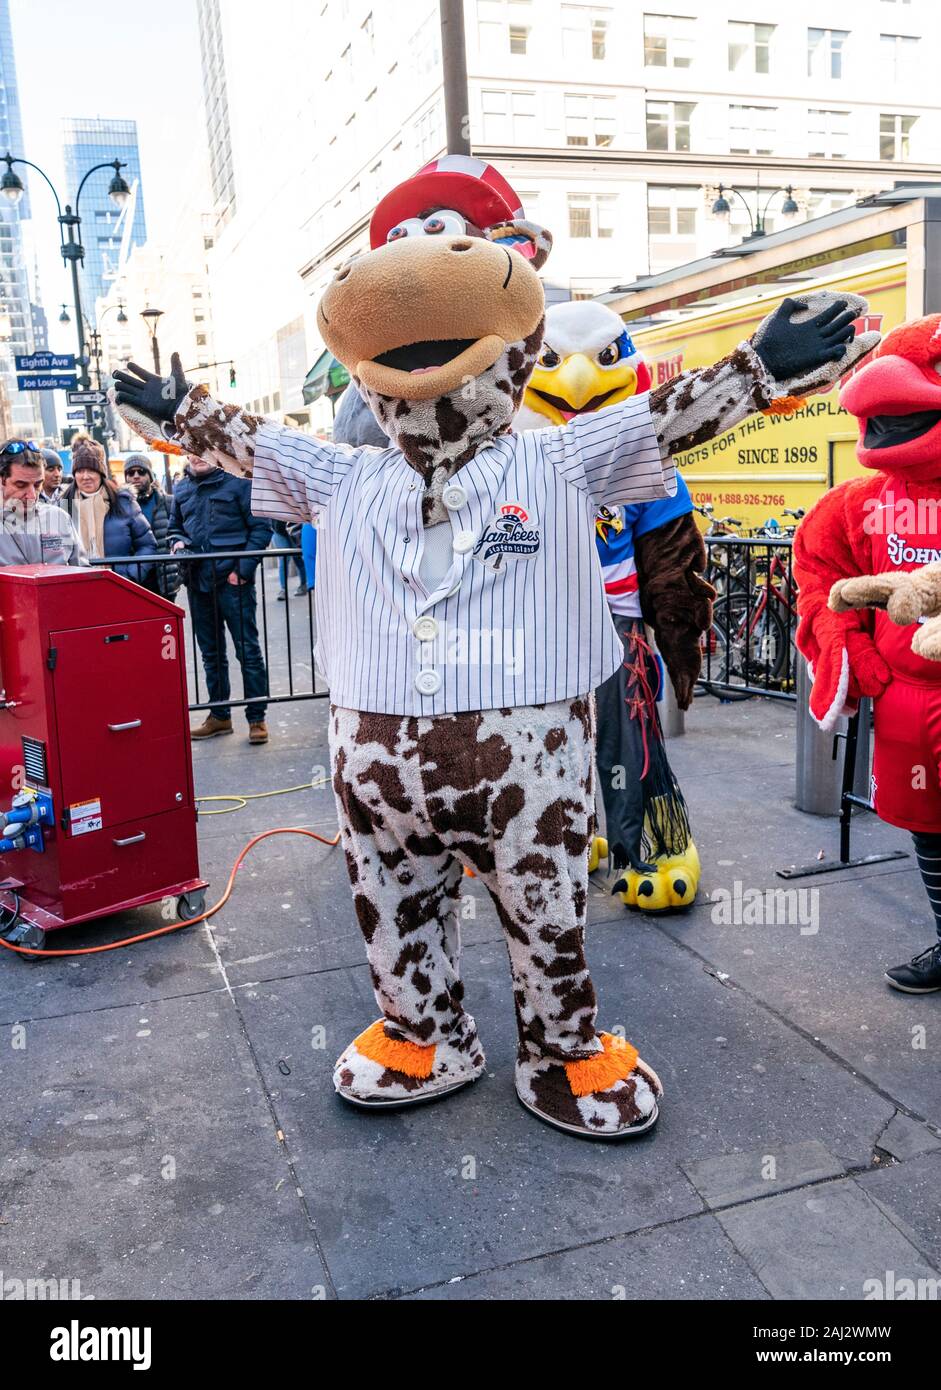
[728,21,774,74]
[880,33,919,83]
[728,105,776,156]
[645,100,694,152]
[880,111,917,159]
[195,333,207,347]
[808,108,850,159]
[805,188,856,219]
[481,88,537,144]
[647,185,700,272]
[564,93,617,147]
[509,23,529,53]
[562,6,613,62]
[807,27,848,79]
[567,192,617,239]
[643,12,694,67]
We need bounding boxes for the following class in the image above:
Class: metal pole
[439,0,471,156]
[151,332,161,376]
[60,205,93,432]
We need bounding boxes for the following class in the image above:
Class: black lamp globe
[1,160,24,205]
[108,163,131,209]
[711,186,731,220]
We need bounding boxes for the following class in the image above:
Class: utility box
[0,565,205,947]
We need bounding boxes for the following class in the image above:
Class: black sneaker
[885,943,941,993]
[293,583,307,597]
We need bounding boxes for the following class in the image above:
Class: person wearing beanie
[123,453,180,600]
[60,434,157,587]
[38,448,65,506]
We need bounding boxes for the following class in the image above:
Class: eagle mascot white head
[516,300,651,430]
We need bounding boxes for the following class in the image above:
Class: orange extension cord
[0,826,340,959]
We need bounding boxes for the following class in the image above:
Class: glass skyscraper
[0,0,41,438]
[62,117,147,309]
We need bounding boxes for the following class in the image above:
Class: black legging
[912,831,941,940]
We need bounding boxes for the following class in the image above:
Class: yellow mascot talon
[618,841,700,912]
[588,835,608,874]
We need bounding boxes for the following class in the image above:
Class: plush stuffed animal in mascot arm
[794,314,941,995]
[114,155,876,1140]
[517,298,708,910]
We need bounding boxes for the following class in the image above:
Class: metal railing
[699,534,799,703]
[91,548,324,712]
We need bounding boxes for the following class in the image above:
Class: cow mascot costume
[517,298,709,911]
[114,156,874,1138]
[795,314,941,996]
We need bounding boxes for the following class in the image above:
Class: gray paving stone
[405,1211,769,1300]
[717,1179,940,1300]
[0,990,330,1299]
[877,1113,941,1162]
[857,1150,941,1270]
[681,1140,846,1209]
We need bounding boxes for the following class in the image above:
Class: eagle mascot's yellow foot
[588,836,609,873]
[615,841,700,912]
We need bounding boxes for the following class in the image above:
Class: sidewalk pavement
[1,682,939,1301]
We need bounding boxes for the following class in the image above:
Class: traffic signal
[229,364,237,388]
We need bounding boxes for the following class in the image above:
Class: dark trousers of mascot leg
[594,616,698,911]
[328,697,662,1135]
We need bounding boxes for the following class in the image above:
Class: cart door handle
[113,832,146,847]
[108,720,142,732]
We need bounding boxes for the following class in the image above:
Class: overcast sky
[10,0,204,345]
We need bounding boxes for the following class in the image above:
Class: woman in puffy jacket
[60,435,156,587]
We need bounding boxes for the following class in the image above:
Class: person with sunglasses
[122,454,180,600]
[60,434,156,587]
[0,439,86,567]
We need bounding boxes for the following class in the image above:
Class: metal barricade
[91,548,324,712]
[699,534,798,703]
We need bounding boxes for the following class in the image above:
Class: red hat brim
[370,169,518,249]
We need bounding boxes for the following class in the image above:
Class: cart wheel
[177,890,207,921]
[3,919,47,958]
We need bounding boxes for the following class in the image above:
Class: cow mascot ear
[484,218,553,271]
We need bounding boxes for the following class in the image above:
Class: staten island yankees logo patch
[474,501,541,571]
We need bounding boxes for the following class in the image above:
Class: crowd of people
[0,434,317,747]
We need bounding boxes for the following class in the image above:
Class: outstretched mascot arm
[113,355,349,524]
[650,294,881,458]
[793,476,891,730]
[634,512,713,711]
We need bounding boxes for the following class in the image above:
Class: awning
[302,350,349,405]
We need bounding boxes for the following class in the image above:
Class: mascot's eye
[540,348,562,369]
[598,341,621,367]
[423,210,466,237]
[387,217,424,243]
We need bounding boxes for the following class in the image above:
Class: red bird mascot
[794,315,941,994]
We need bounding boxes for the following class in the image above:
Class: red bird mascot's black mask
[841,315,941,483]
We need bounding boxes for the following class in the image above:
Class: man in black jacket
[123,455,181,600]
[169,455,273,744]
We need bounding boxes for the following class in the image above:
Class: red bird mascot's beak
[840,316,941,480]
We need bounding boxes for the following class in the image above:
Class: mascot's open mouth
[864,409,941,449]
[358,332,508,402]
[375,339,476,375]
[530,386,621,421]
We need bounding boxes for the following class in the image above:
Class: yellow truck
[633,258,906,532]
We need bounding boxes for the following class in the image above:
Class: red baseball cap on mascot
[371,154,527,249]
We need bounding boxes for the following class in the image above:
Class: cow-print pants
[330,698,603,1063]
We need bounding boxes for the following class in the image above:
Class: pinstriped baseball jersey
[250,392,674,714]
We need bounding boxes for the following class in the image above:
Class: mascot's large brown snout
[318,233,546,403]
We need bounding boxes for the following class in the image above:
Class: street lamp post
[1,151,131,432]
[140,307,164,375]
[711,179,799,243]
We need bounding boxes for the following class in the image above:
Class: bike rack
[777,710,908,879]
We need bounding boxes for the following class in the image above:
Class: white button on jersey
[452,529,476,554]
[442,484,467,511]
[415,668,441,695]
[413,616,439,641]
